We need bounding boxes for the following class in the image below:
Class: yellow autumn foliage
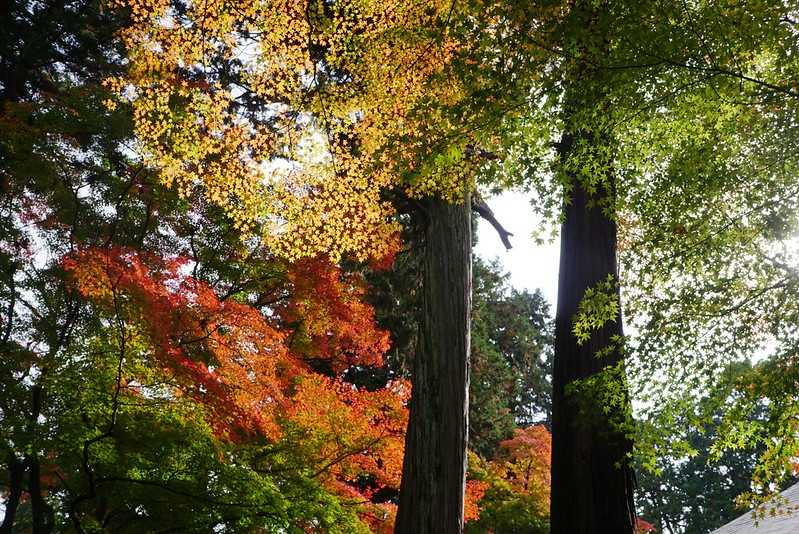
[109,0,472,262]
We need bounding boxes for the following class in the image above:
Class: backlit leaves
[111,0,465,262]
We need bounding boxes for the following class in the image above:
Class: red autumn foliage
[465,478,489,522]
[465,425,553,526]
[63,246,407,528]
[64,247,292,438]
[367,232,401,272]
[636,518,656,533]
[495,425,552,509]
[64,246,560,532]
[274,258,391,373]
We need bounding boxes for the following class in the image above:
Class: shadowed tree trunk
[29,451,51,534]
[395,193,472,534]
[550,124,636,533]
[0,455,25,533]
[549,3,637,530]
[28,384,54,533]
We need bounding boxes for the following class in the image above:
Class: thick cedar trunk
[395,193,472,534]
[550,129,636,533]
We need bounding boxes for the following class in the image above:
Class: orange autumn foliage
[63,246,406,529]
[64,247,293,439]
[289,375,407,526]
[277,258,391,373]
[465,478,490,522]
[466,425,552,526]
[636,518,656,533]
[64,246,556,532]
[494,425,552,510]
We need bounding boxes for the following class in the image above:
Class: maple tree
[465,0,799,529]
[278,258,391,374]
[0,2,416,527]
[106,2,513,530]
[61,246,407,527]
[0,2,523,529]
[465,425,551,534]
[614,0,799,511]
[107,0,469,262]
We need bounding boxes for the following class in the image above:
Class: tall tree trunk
[28,451,50,534]
[0,454,25,533]
[28,384,53,533]
[395,193,472,534]
[550,125,636,532]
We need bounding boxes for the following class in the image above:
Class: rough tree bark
[395,193,472,534]
[550,126,636,533]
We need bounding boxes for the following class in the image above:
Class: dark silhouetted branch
[472,197,513,250]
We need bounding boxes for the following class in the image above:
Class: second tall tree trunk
[550,126,636,533]
[550,3,637,530]
[395,193,472,534]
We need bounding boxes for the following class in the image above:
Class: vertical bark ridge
[396,193,472,534]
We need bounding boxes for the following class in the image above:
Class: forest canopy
[1,1,798,533]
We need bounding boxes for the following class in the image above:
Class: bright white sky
[475,190,560,313]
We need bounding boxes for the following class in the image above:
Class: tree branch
[472,197,513,250]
